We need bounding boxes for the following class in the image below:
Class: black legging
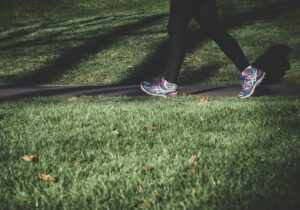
[165,0,250,83]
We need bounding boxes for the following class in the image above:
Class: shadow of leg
[10,14,167,85]
[178,63,221,85]
[122,1,299,86]
[118,40,169,85]
[254,44,291,85]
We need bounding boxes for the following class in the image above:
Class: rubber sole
[140,84,178,98]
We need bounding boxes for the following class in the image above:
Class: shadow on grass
[118,0,299,85]
[7,14,167,85]
[0,23,50,43]
[118,29,208,85]
[248,158,300,210]
[1,0,299,87]
[0,15,143,50]
[178,63,221,85]
[254,44,292,85]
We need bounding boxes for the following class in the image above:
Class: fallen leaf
[74,127,81,132]
[39,173,55,182]
[230,107,238,112]
[63,117,71,122]
[68,96,78,102]
[111,129,120,136]
[21,155,39,163]
[133,199,148,208]
[152,193,162,202]
[187,155,197,164]
[187,155,197,174]
[141,165,154,173]
[163,148,172,154]
[87,77,96,81]
[198,97,209,105]
[138,185,144,193]
[145,124,158,131]
[191,188,196,196]
[188,164,197,174]
[75,159,82,166]
[179,107,187,112]
[218,67,224,75]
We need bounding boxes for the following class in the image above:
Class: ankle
[163,79,177,90]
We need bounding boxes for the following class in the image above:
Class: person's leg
[164,0,196,83]
[140,0,197,97]
[194,0,266,98]
[194,0,250,72]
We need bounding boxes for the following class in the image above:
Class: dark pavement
[0,85,299,101]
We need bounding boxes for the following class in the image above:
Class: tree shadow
[7,14,167,85]
[0,31,66,51]
[0,23,51,43]
[0,14,145,50]
[249,157,300,210]
[254,44,292,85]
[0,85,142,102]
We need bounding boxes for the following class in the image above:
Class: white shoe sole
[140,84,177,98]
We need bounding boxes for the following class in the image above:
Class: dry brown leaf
[63,117,71,122]
[218,67,224,75]
[145,124,158,131]
[141,165,154,173]
[138,185,144,193]
[87,77,96,81]
[187,155,197,174]
[179,107,187,112]
[191,188,196,196]
[21,155,39,163]
[111,129,120,136]
[75,159,82,166]
[133,199,148,208]
[152,193,162,202]
[163,148,172,154]
[188,164,197,174]
[187,155,197,164]
[230,107,238,112]
[68,96,78,102]
[198,97,209,105]
[39,173,55,182]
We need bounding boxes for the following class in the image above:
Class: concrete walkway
[0,85,299,101]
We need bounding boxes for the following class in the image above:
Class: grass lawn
[1,96,300,209]
[0,0,300,209]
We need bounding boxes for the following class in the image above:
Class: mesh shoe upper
[141,78,178,97]
[239,66,266,99]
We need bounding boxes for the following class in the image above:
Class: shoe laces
[241,68,257,90]
[242,78,252,90]
[242,74,257,90]
[151,78,166,88]
[152,80,162,88]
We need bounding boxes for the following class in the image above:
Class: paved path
[0,85,299,101]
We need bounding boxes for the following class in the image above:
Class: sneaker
[140,77,178,98]
[239,66,266,99]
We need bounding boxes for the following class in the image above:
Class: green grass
[0,96,300,209]
[0,0,299,86]
[1,0,300,209]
